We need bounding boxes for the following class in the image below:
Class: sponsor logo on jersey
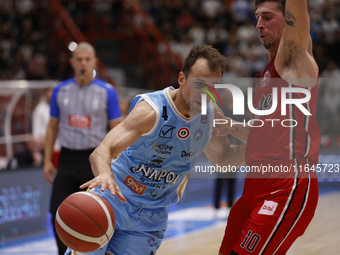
[159,125,175,139]
[149,191,158,199]
[177,127,190,139]
[181,147,197,160]
[68,115,91,128]
[145,155,166,168]
[148,191,170,200]
[124,175,146,195]
[255,93,272,118]
[258,200,278,215]
[151,142,173,155]
[147,237,159,249]
[194,129,203,140]
[130,164,181,184]
[260,70,271,87]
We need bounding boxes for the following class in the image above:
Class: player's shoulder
[144,87,172,103]
[129,100,157,130]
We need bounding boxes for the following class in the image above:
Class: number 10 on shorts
[240,230,261,252]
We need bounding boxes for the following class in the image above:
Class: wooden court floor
[157,192,340,255]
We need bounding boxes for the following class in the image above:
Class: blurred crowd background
[1,0,340,169]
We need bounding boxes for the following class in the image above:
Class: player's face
[70,49,97,77]
[255,2,285,50]
[179,58,222,115]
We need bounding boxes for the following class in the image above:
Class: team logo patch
[260,70,271,87]
[194,129,203,140]
[147,237,159,248]
[258,200,278,215]
[177,127,190,139]
[159,125,175,139]
[200,115,207,124]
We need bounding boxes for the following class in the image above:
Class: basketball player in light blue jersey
[65,45,248,255]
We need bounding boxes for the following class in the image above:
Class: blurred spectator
[14,0,35,17]
[171,34,195,61]
[176,9,195,32]
[201,0,222,19]
[32,88,61,154]
[236,20,257,42]
[206,21,228,45]
[321,11,339,43]
[231,0,252,25]
[326,30,340,66]
[6,137,43,170]
[188,21,206,45]
[9,50,26,79]
[313,44,330,74]
[26,50,49,80]
[320,60,340,148]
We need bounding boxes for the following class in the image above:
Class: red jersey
[246,57,321,165]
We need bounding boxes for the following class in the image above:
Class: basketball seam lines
[64,200,108,237]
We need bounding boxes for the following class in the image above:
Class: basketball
[55,191,115,252]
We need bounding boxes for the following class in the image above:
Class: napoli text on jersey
[112,87,214,208]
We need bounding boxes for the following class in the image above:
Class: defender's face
[255,1,285,50]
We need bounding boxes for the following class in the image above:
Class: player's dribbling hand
[80,172,127,203]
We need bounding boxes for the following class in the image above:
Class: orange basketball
[55,191,115,252]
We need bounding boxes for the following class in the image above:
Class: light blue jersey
[113,86,214,208]
[65,87,214,255]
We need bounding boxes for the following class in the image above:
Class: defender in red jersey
[219,1,320,254]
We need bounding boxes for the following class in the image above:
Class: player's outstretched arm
[80,101,156,202]
[276,0,318,86]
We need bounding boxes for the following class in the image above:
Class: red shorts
[219,158,318,255]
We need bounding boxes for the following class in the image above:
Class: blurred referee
[43,42,122,255]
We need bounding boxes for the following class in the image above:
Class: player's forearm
[226,144,246,169]
[229,124,250,143]
[208,142,246,171]
[205,135,230,167]
[89,144,113,177]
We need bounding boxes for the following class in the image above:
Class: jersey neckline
[164,87,200,123]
